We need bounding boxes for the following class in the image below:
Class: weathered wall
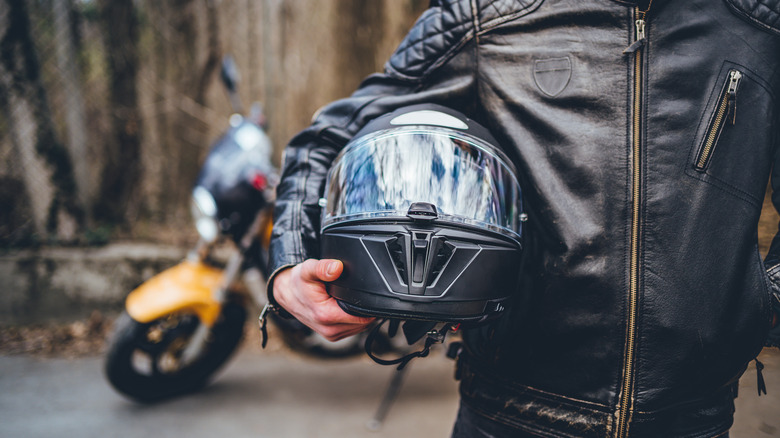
[0,0,429,244]
[0,243,185,323]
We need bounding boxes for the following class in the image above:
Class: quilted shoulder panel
[724,0,780,36]
[475,0,545,31]
[386,0,544,80]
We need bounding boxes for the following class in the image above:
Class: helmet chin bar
[323,208,519,368]
[322,218,519,323]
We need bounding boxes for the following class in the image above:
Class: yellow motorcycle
[104,57,364,402]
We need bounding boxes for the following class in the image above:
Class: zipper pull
[623,19,647,54]
[756,359,767,396]
[636,18,646,40]
[726,70,742,125]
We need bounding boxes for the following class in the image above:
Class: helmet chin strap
[364,318,456,370]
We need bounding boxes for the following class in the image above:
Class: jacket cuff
[265,264,297,319]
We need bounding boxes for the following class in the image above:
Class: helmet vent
[386,235,408,285]
[426,240,454,287]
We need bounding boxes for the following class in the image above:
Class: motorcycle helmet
[320,104,525,326]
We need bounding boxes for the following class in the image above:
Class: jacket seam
[477,0,545,35]
[470,0,480,43]
[723,0,780,37]
[415,33,477,82]
[293,148,312,259]
[388,0,544,83]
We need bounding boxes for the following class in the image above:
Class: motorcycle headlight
[191,186,219,243]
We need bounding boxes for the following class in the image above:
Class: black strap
[258,303,275,348]
[756,359,767,396]
[364,319,451,370]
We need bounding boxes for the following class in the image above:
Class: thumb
[300,258,343,283]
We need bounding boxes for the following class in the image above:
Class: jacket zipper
[694,69,742,171]
[616,10,646,438]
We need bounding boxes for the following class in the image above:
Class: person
[266,0,780,436]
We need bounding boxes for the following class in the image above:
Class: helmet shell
[320,104,524,323]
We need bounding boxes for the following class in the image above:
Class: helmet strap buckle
[364,318,455,370]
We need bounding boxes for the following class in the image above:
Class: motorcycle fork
[126,207,269,329]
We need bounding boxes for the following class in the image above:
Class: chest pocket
[685,61,776,208]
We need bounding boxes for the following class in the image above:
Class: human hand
[272,259,375,341]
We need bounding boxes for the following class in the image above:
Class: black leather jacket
[268,0,780,436]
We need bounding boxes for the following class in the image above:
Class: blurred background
[0,0,430,324]
[0,0,428,248]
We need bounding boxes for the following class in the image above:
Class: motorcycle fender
[126,260,225,327]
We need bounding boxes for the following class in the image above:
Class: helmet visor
[322,126,523,240]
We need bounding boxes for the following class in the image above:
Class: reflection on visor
[323,127,523,240]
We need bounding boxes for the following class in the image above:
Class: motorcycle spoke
[132,315,200,375]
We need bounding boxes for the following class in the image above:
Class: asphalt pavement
[1,340,778,438]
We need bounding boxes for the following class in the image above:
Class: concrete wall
[0,244,185,324]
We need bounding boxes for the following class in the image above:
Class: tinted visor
[322,126,523,241]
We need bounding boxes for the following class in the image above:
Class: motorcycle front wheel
[104,299,246,402]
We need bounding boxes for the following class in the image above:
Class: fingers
[298,258,343,283]
[309,296,374,326]
[272,259,374,341]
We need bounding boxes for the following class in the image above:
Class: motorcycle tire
[272,314,364,358]
[272,315,401,359]
[104,299,246,402]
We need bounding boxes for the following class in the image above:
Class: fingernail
[327,261,339,276]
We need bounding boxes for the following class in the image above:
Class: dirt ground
[0,310,114,358]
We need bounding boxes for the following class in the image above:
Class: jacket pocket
[685,62,776,208]
[692,69,742,172]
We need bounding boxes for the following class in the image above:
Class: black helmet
[320,104,525,328]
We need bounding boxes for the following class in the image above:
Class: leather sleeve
[266,0,482,289]
[727,0,780,344]
[720,0,780,347]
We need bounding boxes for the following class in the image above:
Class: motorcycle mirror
[221,55,244,113]
[220,55,240,92]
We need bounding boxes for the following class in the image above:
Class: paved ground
[0,342,460,438]
[1,341,778,438]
